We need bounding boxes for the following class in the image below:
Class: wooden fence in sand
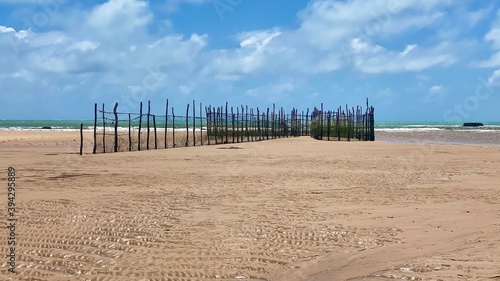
[83,99,375,154]
[310,99,375,141]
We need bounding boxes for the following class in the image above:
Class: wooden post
[113,102,119,153]
[338,107,341,141]
[200,102,203,146]
[246,105,249,142]
[257,108,261,141]
[231,107,235,143]
[327,111,331,141]
[153,115,157,149]
[146,100,151,150]
[277,107,281,139]
[266,108,270,140]
[301,110,304,136]
[306,108,309,136]
[165,99,169,149]
[80,123,83,155]
[172,107,176,148]
[240,105,244,143]
[320,103,324,140]
[193,100,196,146]
[206,106,210,145]
[235,107,239,143]
[225,102,229,144]
[214,107,217,144]
[138,102,142,151]
[250,108,254,142]
[93,103,97,154]
[272,104,276,139]
[212,107,219,144]
[128,114,132,151]
[102,103,106,153]
[186,103,190,147]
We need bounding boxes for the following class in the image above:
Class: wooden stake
[102,103,106,153]
[146,100,151,150]
[165,99,169,149]
[93,103,97,154]
[138,102,142,151]
[186,103,190,147]
[113,102,119,152]
[153,115,157,149]
[80,123,83,155]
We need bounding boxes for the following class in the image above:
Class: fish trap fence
[85,99,375,154]
[310,101,375,141]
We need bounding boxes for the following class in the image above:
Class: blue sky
[1,0,500,121]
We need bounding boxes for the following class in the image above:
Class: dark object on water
[463,122,484,127]
[41,126,52,129]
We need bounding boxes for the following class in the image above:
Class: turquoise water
[0,120,198,130]
[1,120,500,131]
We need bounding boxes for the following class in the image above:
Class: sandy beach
[1,130,499,280]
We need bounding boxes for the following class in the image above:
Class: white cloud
[0,0,489,114]
[429,85,442,92]
[401,44,417,57]
[354,41,456,74]
[201,0,460,79]
[472,9,500,68]
[424,84,445,103]
[487,69,500,86]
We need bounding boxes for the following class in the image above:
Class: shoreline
[1,129,499,147]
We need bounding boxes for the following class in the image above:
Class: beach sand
[0,130,499,280]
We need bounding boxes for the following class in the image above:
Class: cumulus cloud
[424,85,445,103]
[0,0,493,118]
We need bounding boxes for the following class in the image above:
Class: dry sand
[0,130,499,281]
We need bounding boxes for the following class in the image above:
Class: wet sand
[0,130,499,280]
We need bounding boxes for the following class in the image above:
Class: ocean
[1,120,499,131]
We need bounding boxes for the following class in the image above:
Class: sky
[0,0,499,122]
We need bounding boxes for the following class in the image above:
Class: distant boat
[463,122,484,127]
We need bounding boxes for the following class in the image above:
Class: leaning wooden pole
[113,102,119,153]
